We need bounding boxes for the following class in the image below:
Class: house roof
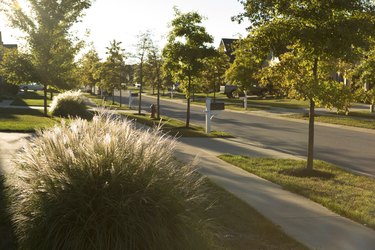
[219,38,238,63]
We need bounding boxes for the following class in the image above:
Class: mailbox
[210,102,225,110]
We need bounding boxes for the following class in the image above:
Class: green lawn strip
[11,98,51,107]
[11,91,52,107]
[84,94,130,110]
[286,113,375,129]
[218,156,375,229]
[247,98,308,109]
[0,108,58,132]
[198,180,307,249]
[121,112,232,138]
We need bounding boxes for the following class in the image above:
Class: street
[113,90,375,177]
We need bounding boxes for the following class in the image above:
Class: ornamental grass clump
[49,90,91,119]
[7,112,208,249]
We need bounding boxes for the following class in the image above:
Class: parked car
[220,85,238,98]
[19,83,44,92]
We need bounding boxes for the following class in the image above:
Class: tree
[99,40,127,105]
[1,0,92,115]
[235,0,375,170]
[352,48,375,112]
[147,43,163,119]
[77,47,101,94]
[200,51,230,101]
[135,31,153,115]
[0,49,38,85]
[163,8,215,127]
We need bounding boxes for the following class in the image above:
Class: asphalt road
[113,90,375,177]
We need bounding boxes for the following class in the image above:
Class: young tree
[99,40,127,105]
[163,8,215,127]
[235,0,375,170]
[1,0,92,115]
[147,44,163,119]
[77,47,101,94]
[0,49,38,85]
[200,51,230,101]
[352,48,375,112]
[135,31,153,115]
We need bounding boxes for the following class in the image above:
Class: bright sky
[0,0,249,59]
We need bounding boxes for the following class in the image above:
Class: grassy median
[287,113,375,130]
[122,112,232,138]
[218,156,375,230]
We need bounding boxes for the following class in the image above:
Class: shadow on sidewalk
[0,175,17,250]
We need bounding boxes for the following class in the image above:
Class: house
[0,31,18,87]
[218,38,238,63]
[0,31,18,52]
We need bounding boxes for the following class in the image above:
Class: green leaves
[0,49,38,85]
[163,8,215,83]
[99,40,127,92]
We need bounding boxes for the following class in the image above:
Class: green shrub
[7,112,208,249]
[49,90,91,119]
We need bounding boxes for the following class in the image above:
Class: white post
[128,90,133,109]
[244,91,248,110]
[205,98,212,134]
[370,104,374,113]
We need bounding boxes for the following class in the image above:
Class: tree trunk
[112,88,115,105]
[138,62,143,115]
[157,78,160,120]
[307,98,315,170]
[307,57,318,170]
[119,88,122,107]
[186,74,191,128]
[43,84,48,116]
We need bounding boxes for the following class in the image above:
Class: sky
[0,0,249,59]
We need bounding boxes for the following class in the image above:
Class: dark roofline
[4,44,18,49]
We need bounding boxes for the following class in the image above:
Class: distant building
[0,31,18,51]
[219,38,238,63]
[0,31,18,83]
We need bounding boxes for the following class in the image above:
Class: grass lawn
[287,113,375,129]
[218,156,375,230]
[11,91,52,107]
[247,98,308,109]
[121,112,232,138]
[0,173,306,250]
[84,93,130,110]
[0,108,58,132]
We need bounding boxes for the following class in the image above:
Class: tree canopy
[235,0,375,169]
[1,0,93,115]
[163,8,215,127]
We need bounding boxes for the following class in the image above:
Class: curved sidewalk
[175,137,375,250]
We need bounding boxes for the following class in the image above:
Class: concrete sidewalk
[175,137,375,250]
[1,132,374,249]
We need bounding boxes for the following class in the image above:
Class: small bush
[7,112,208,249]
[49,90,91,119]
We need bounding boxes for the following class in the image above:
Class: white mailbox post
[204,98,225,134]
[239,91,248,109]
[128,90,133,109]
[128,91,138,109]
